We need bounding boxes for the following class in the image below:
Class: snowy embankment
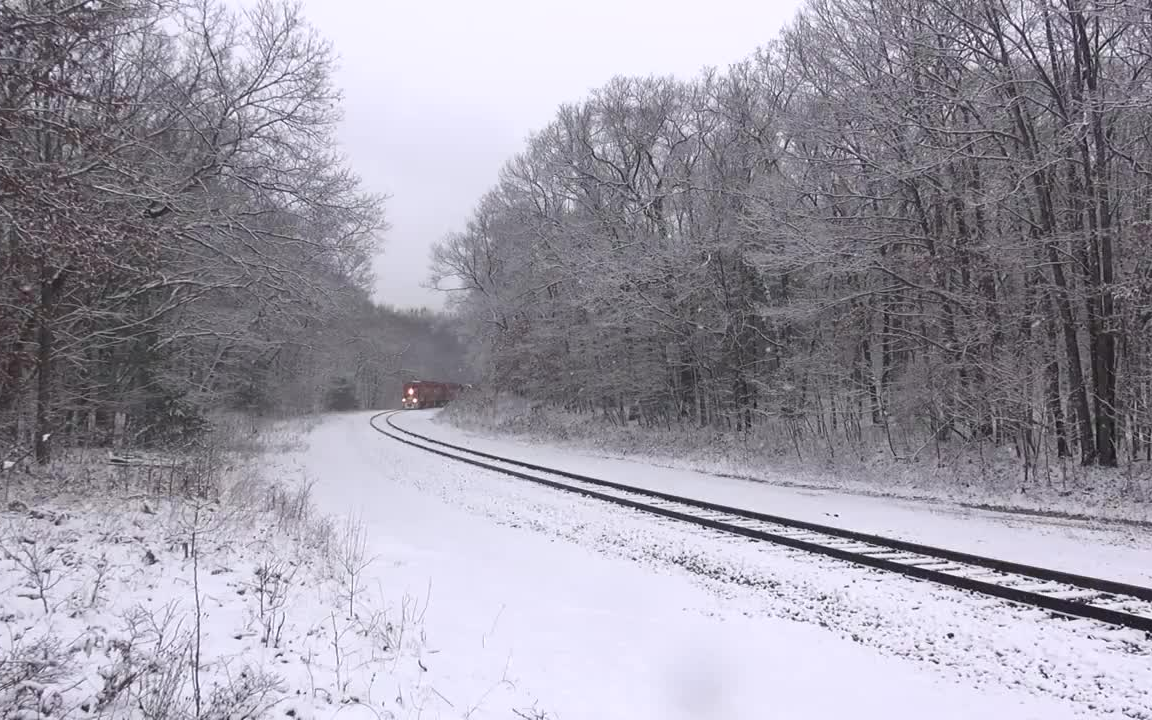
[291,412,1148,719]
[14,411,1146,718]
[411,406,1152,586]
[0,420,431,719]
[435,395,1152,525]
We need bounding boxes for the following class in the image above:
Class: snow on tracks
[381,411,1152,635]
[377,412,1152,719]
[405,408,1152,588]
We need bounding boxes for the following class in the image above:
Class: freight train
[401,380,465,410]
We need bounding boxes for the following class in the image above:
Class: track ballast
[371,411,1152,635]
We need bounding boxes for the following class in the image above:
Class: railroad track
[371,410,1152,635]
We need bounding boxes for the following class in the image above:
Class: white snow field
[277,411,1152,719]
[0,423,438,720]
[396,409,1152,587]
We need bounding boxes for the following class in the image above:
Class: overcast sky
[297,0,805,310]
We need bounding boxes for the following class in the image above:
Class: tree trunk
[1044,244,1095,463]
[1044,289,1070,458]
[34,273,57,464]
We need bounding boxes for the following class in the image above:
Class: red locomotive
[401,380,465,410]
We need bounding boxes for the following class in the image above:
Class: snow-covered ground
[0,423,435,719]
[13,411,1146,718]
[435,397,1152,525]
[275,411,1151,719]
[399,409,1152,587]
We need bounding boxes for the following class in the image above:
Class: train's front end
[402,382,421,409]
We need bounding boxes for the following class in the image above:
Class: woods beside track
[434,0,1152,500]
[0,0,465,465]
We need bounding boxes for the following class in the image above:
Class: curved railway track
[371,410,1152,635]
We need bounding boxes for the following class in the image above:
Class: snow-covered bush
[0,416,426,719]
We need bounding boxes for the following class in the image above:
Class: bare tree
[434,0,1152,486]
[0,0,430,459]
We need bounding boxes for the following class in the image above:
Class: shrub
[324,377,359,412]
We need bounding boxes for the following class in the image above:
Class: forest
[434,0,1152,478]
[0,0,464,462]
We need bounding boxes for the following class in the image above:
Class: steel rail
[372,411,1152,634]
